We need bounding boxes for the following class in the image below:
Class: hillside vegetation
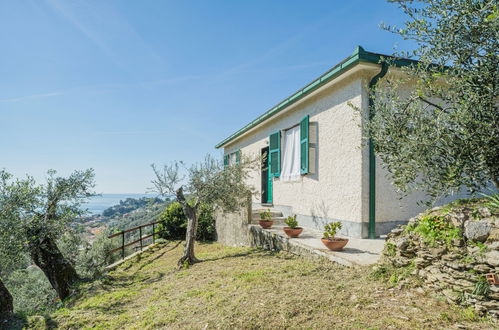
[19,242,495,329]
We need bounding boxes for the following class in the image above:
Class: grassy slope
[48,242,494,329]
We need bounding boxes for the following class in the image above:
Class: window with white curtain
[280,125,301,181]
[229,152,237,165]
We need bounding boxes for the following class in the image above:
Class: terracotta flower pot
[321,238,348,251]
[259,220,274,229]
[283,227,303,238]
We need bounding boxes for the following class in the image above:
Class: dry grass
[47,242,495,329]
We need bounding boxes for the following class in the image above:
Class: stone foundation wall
[383,205,498,319]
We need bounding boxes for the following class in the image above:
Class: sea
[83,193,158,215]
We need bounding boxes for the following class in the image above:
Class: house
[215,46,438,239]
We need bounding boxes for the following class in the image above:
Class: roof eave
[215,46,416,149]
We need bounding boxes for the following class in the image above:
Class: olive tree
[0,170,33,318]
[367,0,498,199]
[151,154,256,268]
[0,169,95,300]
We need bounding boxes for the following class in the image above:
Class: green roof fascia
[215,46,417,149]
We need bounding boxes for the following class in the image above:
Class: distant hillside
[106,201,169,232]
[102,197,164,217]
[77,197,172,241]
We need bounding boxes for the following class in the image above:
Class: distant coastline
[84,194,158,215]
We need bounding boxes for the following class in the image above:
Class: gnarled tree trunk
[0,278,13,320]
[30,236,79,300]
[176,187,199,268]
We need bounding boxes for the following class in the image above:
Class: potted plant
[259,209,274,229]
[283,215,303,238]
[321,222,348,251]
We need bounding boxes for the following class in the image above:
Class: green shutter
[223,154,229,167]
[235,150,241,164]
[300,115,309,174]
[269,131,281,177]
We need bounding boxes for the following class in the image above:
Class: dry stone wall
[383,205,498,318]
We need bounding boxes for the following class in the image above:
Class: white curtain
[280,125,301,182]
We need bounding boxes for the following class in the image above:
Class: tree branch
[417,96,448,113]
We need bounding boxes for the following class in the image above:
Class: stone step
[250,217,286,224]
[252,209,283,220]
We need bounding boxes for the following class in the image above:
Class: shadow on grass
[135,241,183,272]
[119,240,182,273]
[1,315,26,330]
[61,241,183,308]
[2,313,59,330]
[201,247,275,263]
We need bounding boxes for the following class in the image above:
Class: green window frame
[235,150,241,164]
[269,131,281,177]
[224,150,241,167]
[300,115,309,175]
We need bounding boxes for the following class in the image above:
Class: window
[269,131,281,177]
[300,115,309,174]
[275,115,310,181]
[224,150,241,167]
[281,125,301,181]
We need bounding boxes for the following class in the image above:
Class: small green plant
[259,209,272,221]
[369,265,390,280]
[460,254,476,264]
[481,193,499,214]
[406,215,461,247]
[472,276,490,297]
[469,241,488,255]
[284,215,298,228]
[369,262,418,288]
[383,242,397,257]
[323,222,342,240]
[456,291,466,304]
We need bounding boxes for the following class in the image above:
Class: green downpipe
[368,62,388,239]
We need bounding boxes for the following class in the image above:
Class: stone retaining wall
[247,225,354,266]
[382,205,498,318]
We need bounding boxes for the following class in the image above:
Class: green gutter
[215,46,417,149]
[367,62,388,239]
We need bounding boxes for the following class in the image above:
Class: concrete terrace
[249,224,385,267]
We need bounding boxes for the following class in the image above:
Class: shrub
[59,230,117,279]
[406,215,461,247]
[76,234,117,279]
[157,202,187,240]
[5,267,58,316]
[197,204,216,241]
[157,202,216,241]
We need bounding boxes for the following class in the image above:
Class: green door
[261,147,273,204]
[267,157,273,204]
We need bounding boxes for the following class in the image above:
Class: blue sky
[0,0,414,193]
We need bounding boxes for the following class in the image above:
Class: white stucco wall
[361,72,430,226]
[366,73,471,229]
